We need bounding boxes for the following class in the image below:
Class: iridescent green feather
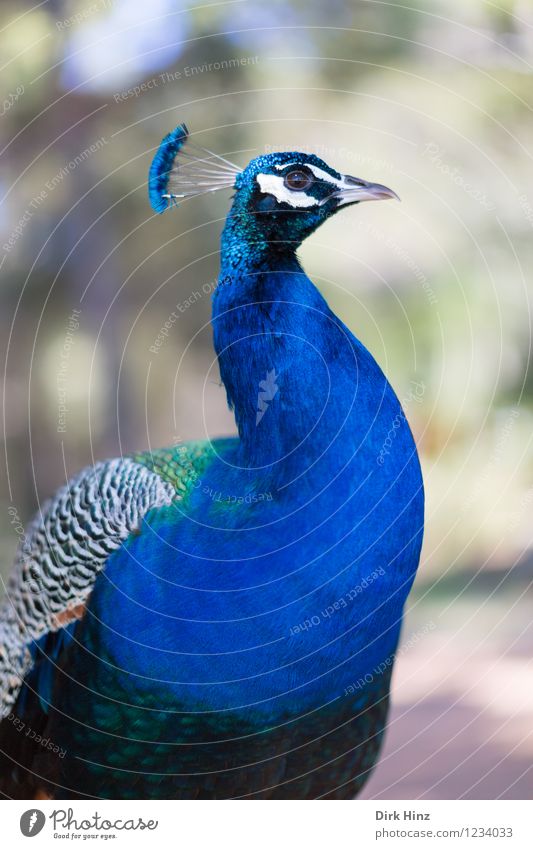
[129,439,231,502]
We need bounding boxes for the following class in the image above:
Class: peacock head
[149,123,399,250]
[232,149,398,249]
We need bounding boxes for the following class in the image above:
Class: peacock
[0,124,424,799]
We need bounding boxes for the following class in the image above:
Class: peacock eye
[284,169,313,191]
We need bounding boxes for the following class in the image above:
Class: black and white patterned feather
[0,457,175,719]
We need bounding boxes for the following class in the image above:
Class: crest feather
[148,123,241,213]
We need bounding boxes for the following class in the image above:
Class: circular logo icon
[20,809,46,837]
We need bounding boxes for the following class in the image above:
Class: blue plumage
[148,122,189,212]
[148,122,240,212]
[0,125,423,799]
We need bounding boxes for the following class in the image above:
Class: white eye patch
[256,173,318,208]
[272,162,344,190]
[258,163,345,208]
[306,164,344,189]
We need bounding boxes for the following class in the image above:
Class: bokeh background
[1,0,532,798]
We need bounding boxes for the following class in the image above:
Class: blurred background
[0,0,532,798]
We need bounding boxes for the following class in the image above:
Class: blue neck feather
[214,208,350,479]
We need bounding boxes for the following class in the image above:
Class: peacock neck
[219,207,302,277]
[213,222,356,485]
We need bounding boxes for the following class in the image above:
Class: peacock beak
[333,175,400,206]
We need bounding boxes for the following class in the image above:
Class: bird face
[232,150,399,247]
[148,125,398,251]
